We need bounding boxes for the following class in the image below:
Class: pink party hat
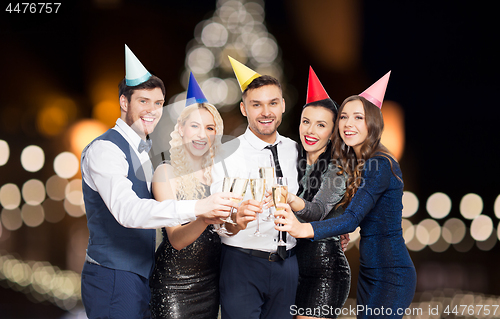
[359,71,391,108]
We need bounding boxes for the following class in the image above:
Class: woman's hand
[273,203,314,239]
[263,189,296,208]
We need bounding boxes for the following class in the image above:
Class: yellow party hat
[228,56,261,92]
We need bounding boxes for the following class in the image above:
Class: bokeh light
[21,204,45,227]
[46,175,68,201]
[22,179,46,205]
[20,145,45,173]
[92,100,121,128]
[460,193,483,220]
[0,183,22,209]
[494,195,500,219]
[453,228,475,252]
[36,97,77,137]
[402,191,419,218]
[470,215,493,241]
[201,22,229,47]
[416,218,441,246]
[1,208,22,231]
[67,119,108,156]
[406,235,426,252]
[402,218,414,243]
[476,231,497,251]
[187,47,215,74]
[251,37,278,63]
[202,78,229,104]
[63,198,85,218]
[65,179,84,206]
[0,140,9,166]
[429,234,450,253]
[426,192,452,219]
[54,152,79,179]
[442,218,466,244]
[380,101,405,161]
[42,199,66,223]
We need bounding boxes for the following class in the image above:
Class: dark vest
[82,129,156,278]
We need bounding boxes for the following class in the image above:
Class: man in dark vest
[80,45,236,318]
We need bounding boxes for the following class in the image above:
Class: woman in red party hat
[283,67,351,319]
[275,72,416,319]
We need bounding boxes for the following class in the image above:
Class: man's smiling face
[240,84,285,144]
[120,87,164,140]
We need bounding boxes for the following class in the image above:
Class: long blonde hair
[169,103,223,200]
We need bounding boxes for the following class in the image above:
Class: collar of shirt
[242,126,283,151]
[113,118,148,159]
[113,118,153,188]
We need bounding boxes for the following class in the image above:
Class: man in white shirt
[211,75,299,319]
[81,47,236,318]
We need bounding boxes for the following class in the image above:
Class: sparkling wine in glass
[218,177,236,235]
[249,178,266,237]
[272,177,288,246]
[259,165,275,221]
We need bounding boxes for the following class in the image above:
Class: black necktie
[265,144,283,177]
[138,139,152,153]
[265,144,287,259]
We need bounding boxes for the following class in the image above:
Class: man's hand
[226,199,262,235]
[194,192,239,220]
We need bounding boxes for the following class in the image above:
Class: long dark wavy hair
[296,99,339,201]
[332,95,398,208]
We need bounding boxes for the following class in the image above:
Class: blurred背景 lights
[67,119,108,157]
[0,183,21,209]
[460,193,483,220]
[54,152,79,179]
[20,145,45,173]
[402,191,419,218]
[21,203,45,228]
[0,140,9,166]
[470,214,493,241]
[46,175,68,201]
[1,208,22,231]
[442,218,466,244]
[22,179,46,205]
[426,192,452,219]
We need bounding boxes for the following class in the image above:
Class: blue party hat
[186,72,208,106]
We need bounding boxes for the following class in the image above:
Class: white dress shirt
[81,118,197,229]
[211,127,299,252]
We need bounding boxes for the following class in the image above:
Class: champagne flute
[249,177,266,237]
[272,177,288,247]
[259,154,275,221]
[218,177,236,235]
[229,177,249,215]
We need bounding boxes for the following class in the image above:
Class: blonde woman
[149,102,225,319]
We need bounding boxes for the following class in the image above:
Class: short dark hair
[118,75,166,102]
[242,75,282,100]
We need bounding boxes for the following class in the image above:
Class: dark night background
[1,0,499,317]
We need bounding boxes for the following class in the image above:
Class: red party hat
[306,66,330,104]
[359,71,391,109]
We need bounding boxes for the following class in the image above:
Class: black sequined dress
[295,163,351,318]
[150,184,221,319]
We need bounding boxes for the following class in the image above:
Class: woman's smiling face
[299,105,335,163]
[179,108,216,158]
